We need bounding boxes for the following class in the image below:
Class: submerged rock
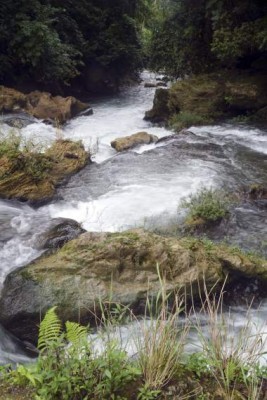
[111,132,158,152]
[0,139,90,204]
[0,229,266,342]
[0,86,92,124]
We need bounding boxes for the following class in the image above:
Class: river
[0,72,266,365]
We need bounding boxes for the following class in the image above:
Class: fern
[38,307,62,352]
[65,321,88,347]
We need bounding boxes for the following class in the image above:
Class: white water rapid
[0,72,266,365]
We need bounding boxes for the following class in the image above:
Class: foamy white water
[0,71,266,364]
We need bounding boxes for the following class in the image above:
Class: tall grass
[135,264,189,391]
[191,281,267,399]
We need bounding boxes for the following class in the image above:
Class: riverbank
[0,296,266,400]
[145,70,267,129]
[0,71,266,391]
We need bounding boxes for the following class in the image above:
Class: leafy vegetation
[180,187,230,227]
[169,111,212,130]
[0,287,266,400]
[0,0,145,89]
[0,133,89,202]
[147,0,267,77]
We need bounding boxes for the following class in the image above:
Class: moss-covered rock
[0,139,90,204]
[144,88,171,123]
[0,86,92,124]
[146,71,267,129]
[0,229,266,342]
[111,132,158,152]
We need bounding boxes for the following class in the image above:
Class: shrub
[180,187,230,227]
[169,111,212,130]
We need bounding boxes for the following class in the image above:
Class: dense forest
[1,0,267,93]
[148,0,267,77]
[0,0,143,93]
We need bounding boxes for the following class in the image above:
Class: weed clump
[169,111,212,130]
[180,187,230,228]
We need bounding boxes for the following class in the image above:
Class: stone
[0,229,266,342]
[111,132,158,152]
[0,139,90,204]
[0,86,91,124]
[144,82,157,88]
[36,218,86,250]
[144,88,171,123]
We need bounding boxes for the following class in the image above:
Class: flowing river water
[0,72,266,365]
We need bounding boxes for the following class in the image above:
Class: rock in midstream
[0,229,266,343]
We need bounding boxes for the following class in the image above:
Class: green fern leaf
[38,307,62,352]
[65,321,88,347]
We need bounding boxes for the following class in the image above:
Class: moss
[169,111,212,130]
[0,381,34,400]
[165,70,267,129]
[0,139,89,203]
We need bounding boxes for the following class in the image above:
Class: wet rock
[111,132,158,152]
[164,71,267,129]
[0,86,91,124]
[0,139,90,204]
[0,114,36,129]
[36,218,86,250]
[144,88,171,123]
[0,229,266,342]
[144,82,157,88]
[156,81,168,87]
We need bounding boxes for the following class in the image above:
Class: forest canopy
[148,0,267,77]
[0,0,144,89]
[1,0,267,90]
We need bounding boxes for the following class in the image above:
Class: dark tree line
[0,0,144,91]
[148,0,267,77]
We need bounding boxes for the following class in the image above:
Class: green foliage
[137,383,161,400]
[148,0,267,76]
[0,131,21,159]
[185,353,210,378]
[65,321,87,347]
[9,307,140,400]
[37,306,62,352]
[0,131,53,182]
[169,111,212,130]
[180,187,230,226]
[0,0,143,87]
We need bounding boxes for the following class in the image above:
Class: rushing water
[0,72,266,364]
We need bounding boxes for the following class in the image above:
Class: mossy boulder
[0,139,90,204]
[146,71,267,129]
[0,229,266,342]
[144,88,171,123]
[0,86,92,123]
[111,132,158,152]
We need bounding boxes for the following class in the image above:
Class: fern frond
[65,321,88,347]
[38,307,62,352]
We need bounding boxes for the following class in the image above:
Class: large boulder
[0,229,266,342]
[144,88,171,123]
[0,139,90,204]
[0,86,92,123]
[149,71,267,130]
[111,132,158,152]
